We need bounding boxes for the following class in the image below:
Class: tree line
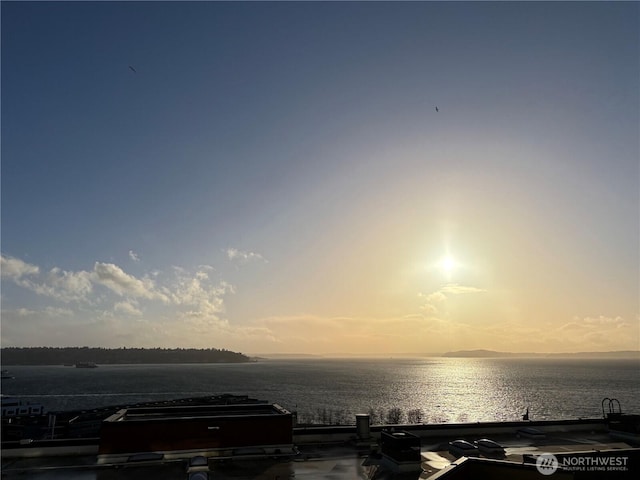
[295,406,430,425]
[0,347,251,365]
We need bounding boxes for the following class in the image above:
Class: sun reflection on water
[6,358,639,424]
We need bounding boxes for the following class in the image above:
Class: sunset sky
[1,1,638,355]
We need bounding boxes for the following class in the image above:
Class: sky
[1,1,638,356]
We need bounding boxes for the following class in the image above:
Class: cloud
[558,322,584,332]
[420,303,439,315]
[441,284,486,295]
[16,306,73,318]
[484,316,638,353]
[92,262,167,301]
[1,256,233,320]
[419,283,485,302]
[8,254,632,354]
[241,313,464,354]
[560,316,630,332]
[1,255,93,303]
[114,301,143,316]
[554,316,635,350]
[1,256,166,304]
[0,254,39,280]
[581,315,628,327]
[39,268,94,302]
[226,248,266,264]
[420,291,447,303]
[170,267,234,318]
[129,250,140,262]
[418,283,486,317]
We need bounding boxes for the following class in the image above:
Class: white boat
[448,439,479,457]
[475,438,505,454]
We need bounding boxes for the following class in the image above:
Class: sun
[439,255,458,275]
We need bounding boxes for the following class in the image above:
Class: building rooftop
[3,423,638,479]
[3,396,639,478]
[108,403,290,422]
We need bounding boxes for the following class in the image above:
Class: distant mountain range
[441,349,640,358]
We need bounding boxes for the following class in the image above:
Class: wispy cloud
[129,250,140,262]
[481,316,638,353]
[418,283,486,316]
[92,262,166,301]
[245,313,463,354]
[581,315,629,327]
[225,248,266,264]
[16,306,73,318]
[441,284,486,295]
[558,316,630,333]
[114,300,143,316]
[553,316,634,350]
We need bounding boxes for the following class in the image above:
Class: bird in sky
[435,106,439,112]
[129,65,137,73]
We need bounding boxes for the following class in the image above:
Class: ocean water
[1,358,638,424]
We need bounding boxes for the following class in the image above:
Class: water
[1,358,638,424]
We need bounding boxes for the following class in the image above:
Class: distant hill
[252,353,325,359]
[442,349,640,359]
[0,347,251,365]
[442,349,516,358]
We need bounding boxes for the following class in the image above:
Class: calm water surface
[1,358,638,424]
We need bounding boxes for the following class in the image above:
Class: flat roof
[105,403,291,422]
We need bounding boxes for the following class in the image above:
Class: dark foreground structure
[98,403,294,462]
[2,395,639,479]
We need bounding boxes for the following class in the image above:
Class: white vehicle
[448,439,479,457]
[475,438,505,454]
